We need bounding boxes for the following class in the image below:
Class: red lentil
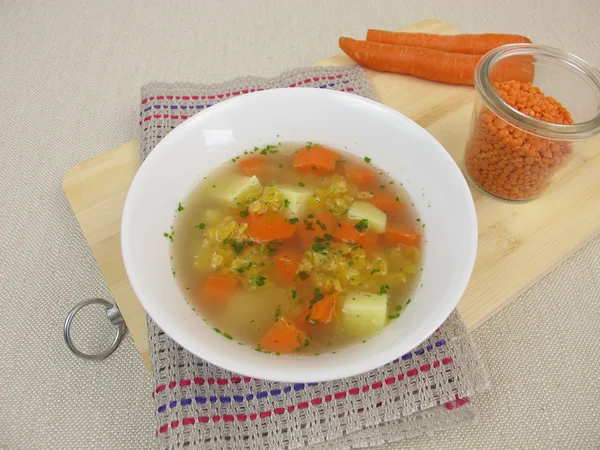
[464,80,574,200]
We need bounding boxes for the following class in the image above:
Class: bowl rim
[121,87,478,382]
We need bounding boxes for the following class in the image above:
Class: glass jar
[464,44,600,201]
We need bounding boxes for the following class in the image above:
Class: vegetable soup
[171,142,423,355]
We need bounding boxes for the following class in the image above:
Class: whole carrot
[339,37,480,85]
[367,30,531,55]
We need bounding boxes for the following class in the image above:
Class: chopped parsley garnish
[194,223,206,230]
[279,163,283,168]
[283,199,291,208]
[239,209,249,218]
[395,305,402,311]
[288,217,299,224]
[163,231,174,242]
[251,276,266,287]
[255,344,263,352]
[316,220,327,231]
[305,221,314,231]
[228,239,246,254]
[177,202,184,211]
[310,288,324,305]
[296,271,309,281]
[223,332,233,340]
[354,219,369,232]
[364,156,372,163]
[298,182,305,187]
[307,214,315,219]
[274,304,281,322]
[305,142,314,149]
[292,289,297,300]
[323,233,334,241]
[371,269,380,275]
[266,245,278,256]
[395,196,400,202]
[311,243,328,253]
[388,314,400,320]
[311,166,317,171]
[260,148,268,155]
[379,284,390,295]
[416,218,421,222]
[379,185,385,189]
[389,181,394,184]
[406,298,412,305]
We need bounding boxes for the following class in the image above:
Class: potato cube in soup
[278,185,312,219]
[341,291,388,336]
[348,201,387,234]
[213,174,262,206]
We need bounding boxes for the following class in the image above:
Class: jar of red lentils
[464,44,600,201]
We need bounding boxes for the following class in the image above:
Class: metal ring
[64,298,125,360]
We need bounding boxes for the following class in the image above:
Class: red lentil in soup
[171,142,423,355]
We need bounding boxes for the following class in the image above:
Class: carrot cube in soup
[240,155,268,177]
[273,251,301,285]
[244,211,296,242]
[369,192,403,218]
[359,230,378,252]
[300,294,337,325]
[343,163,375,188]
[200,275,239,306]
[297,212,336,247]
[293,145,339,175]
[333,222,378,252]
[258,317,307,353]
[385,226,421,247]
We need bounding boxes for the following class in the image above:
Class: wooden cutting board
[63,19,600,370]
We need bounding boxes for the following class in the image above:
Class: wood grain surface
[62,19,600,369]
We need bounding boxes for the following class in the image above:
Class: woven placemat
[140,66,489,449]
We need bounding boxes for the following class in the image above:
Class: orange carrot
[273,251,301,285]
[297,212,337,248]
[385,226,421,247]
[258,317,307,353]
[339,37,480,85]
[366,30,531,55]
[333,222,363,243]
[369,192,404,219]
[359,230,378,252]
[244,212,296,242]
[300,294,337,325]
[240,155,268,177]
[343,163,375,188]
[293,145,339,175]
[333,222,378,251]
[200,275,238,305]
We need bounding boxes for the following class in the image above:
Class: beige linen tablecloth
[0,1,598,448]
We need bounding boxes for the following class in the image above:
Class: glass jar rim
[475,44,600,141]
